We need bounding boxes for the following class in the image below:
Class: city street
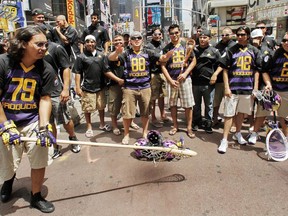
[0,100,288,216]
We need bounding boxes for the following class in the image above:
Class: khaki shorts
[108,85,123,117]
[150,73,167,100]
[122,88,151,119]
[275,91,288,118]
[213,83,224,108]
[255,103,271,117]
[81,90,106,113]
[0,121,53,182]
[223,94,253,117]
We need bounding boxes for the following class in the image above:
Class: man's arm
[54,26,69,44]
[177,56,196,82]
[161,63,178,88]
[223,69,232,97]
[210,66,223,85]
[38,95,52,128]
[105,71,124,86]
[60,67,71,103]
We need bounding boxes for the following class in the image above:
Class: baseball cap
[85,35,96,42]
[199,29,211,37]
[251,29,263,38]
[122,32,130,37]
[32,8,44,16]
[130,31,142,38]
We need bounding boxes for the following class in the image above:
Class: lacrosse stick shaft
[21,137,197,157]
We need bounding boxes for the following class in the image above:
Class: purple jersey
[0,54,56,127]
[270,48,288,91]
[119,48,160,90]
[163,41,194,80]
[219,44,261,95]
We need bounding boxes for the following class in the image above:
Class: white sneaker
[248,132,258,145]
[232,132,247,145]
[218,139,228,154]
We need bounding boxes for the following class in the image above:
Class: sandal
[99,124,112,132]
[113,128,121,136]
[169,128,178,136]
[230,126,236,133]
[187,129,195,139]
[130,122,140,130]
[85,129,94,138]
[122,135,130,145]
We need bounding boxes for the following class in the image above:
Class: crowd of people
[0,8,288,213]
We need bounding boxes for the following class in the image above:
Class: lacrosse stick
[257,90,288,162]
[20,137,197,157]
[171,39,195,98]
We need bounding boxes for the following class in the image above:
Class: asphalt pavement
[1,99,288,216]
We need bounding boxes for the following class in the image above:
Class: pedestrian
[255,21,277,51]
[191,29,221,134]
[210,27,237,127]
[247,28,273,144]
[73,35,111,138]
[0,25,56,213]
[217,26,262,154]
[38,24,81,157]
[108,31,174,145]
[53,15,80,63]
[144,27,169,128]
[80,12,110,54]
[31,8,55,42]
[161,24,196,139]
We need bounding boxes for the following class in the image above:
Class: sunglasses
[236,33,247,37]
[169,31,179,35]
[153,33,162,36]
[282,39,288,43]
[257,26,266,29]
[221,34,230,37]
[34,41,49,48]
[131,36,142,40]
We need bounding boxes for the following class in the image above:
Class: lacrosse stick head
[162,139,178,159]
[134,138,149,158]
[262,90,281,111]
[147,130,163,146]
[134,137,166,160]
[266,128,288,162]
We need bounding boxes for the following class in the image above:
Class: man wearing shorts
[145,27,169,128]
[0,26,56,213]
[73,35,111,138]
[217,26,262,154]
[161,24,196,139]
[42,27,81,157]
[108,31,174,145]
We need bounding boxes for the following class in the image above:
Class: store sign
[66,0,76,27]
[164,0,171,18]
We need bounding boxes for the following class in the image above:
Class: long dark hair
[8,25,45,62]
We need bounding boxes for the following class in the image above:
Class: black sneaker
[1,174,15,203]
[192,124,199,131]
[52,145,62,159]
[69,136,81,153]
[135,109,140,117]
[205,121,213,134]
[30,192,55,213]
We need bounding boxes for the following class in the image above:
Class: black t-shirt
[144,40,165,74]
[73,50,109,93]
[44,42,71,97]
[105,56,124,86]
[80,23,110,52]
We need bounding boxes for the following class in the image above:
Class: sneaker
[52,145,62,159]
[192,123,199,131]
[205,121,213,134]
[218,139,228,154]
[30,192,55,213]
[248,132,258,145]
[1,174,15,203]
[232,132,247,145]
[69,136,81,153]
[135,109,140,117]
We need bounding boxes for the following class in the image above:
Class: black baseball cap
[199,29,211,37]
[32,8,44,16]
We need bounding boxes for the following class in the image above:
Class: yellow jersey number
[172,50,185,63]
[11,78,36,102]
[236,56,252,71]
[131,57,146,72]
[280,62,288,77]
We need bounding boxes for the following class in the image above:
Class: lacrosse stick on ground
[253,89,288,161]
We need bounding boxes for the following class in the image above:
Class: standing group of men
[0,8,288,214]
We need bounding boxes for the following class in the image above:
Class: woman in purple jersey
[0,26,56,213]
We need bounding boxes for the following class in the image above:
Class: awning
[210,0,248,8]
